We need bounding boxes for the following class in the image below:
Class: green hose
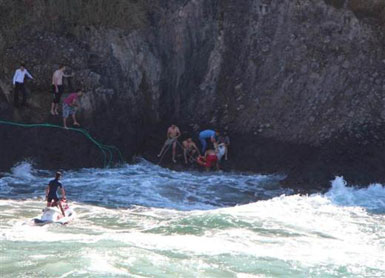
[0,120,124,168]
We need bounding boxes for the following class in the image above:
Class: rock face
[1,0,385,190]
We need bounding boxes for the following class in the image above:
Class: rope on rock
[157,143,172,165]
[0,120,124,168]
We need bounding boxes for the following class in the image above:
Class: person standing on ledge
[45,171,66,216]
[12,63,34,107]
[198,129,219,154]
[157,124,181,163]
[51,65,73,115]
[62,89,83,129]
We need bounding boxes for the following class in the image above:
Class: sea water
[0,161,384,277]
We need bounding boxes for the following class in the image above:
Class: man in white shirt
[12,63,33,107]
[51,65,73,115]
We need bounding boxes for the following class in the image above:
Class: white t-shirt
[13,69,33,85]
[216,144,226,161]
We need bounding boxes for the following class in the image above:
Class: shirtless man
[157,124,181,163]
[51,65,73,115]
[182,138,200,164]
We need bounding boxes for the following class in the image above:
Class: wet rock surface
[1,0,385,191]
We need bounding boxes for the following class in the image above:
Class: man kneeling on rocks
[183,138,200,164]
[197,149,219,171]
[63,89,83,129]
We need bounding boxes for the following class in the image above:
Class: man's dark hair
[55,171,62,179]
[76,88,83,93]
[20,63,25,67]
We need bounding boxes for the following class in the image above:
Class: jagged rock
[0,0,385,189]
[342,61,350,69]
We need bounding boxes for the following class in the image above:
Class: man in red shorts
[197,149,219,171]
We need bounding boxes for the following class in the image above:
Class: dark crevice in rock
[324,0,346,9]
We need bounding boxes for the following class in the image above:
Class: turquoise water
[0,162,384,277]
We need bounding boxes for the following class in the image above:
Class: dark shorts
[47,195,59,203]
[165,138,177,146]
[186,148,196,155]
[51,85,64,104]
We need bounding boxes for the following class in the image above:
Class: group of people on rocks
[157,124,230,171]
[43,124,230,216]
[12,65,230,217]
[12,63,83,129]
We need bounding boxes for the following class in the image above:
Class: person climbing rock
[62,89,83,129]
[182,137,200,164]
[157,124,181,163]
[197,149,219,171]
[12,63,34,107]
[45,171,66,216]
[198,129,219,154]
[51,65,73,115]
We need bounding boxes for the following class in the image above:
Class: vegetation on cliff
[0,0,157,31]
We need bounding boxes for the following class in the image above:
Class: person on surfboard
[45,171,66,216]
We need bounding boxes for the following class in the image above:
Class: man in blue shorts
[45,171,66,216]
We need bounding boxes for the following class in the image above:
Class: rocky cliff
[1,0,385,191]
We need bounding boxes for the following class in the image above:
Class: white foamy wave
[1,195,384,277]
[10,161,36,180]
[326,177,385,211]
[1,160,287,210]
